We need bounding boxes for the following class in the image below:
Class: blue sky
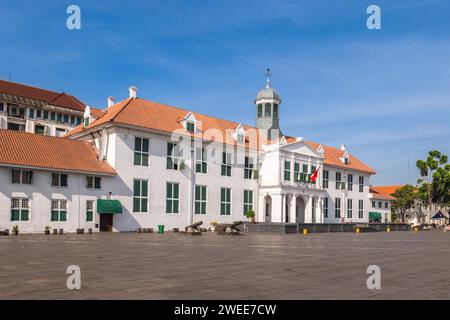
[1,0,449,185]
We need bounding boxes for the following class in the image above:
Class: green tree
[416,150,450,220]
[391,185,417,223]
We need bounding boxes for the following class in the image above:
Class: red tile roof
[0,80,86,112]
[66,97,375,174]
[0,129,115,175]
[305,141,376,175]
[370,185,405,200]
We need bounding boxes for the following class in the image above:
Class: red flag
[310,167,320,183]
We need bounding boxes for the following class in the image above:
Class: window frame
[220,187,232,216]
[359,176,364,192]
[347,199,353,219]
[284,160,291,181]
[11,169,33,184]
[133,179,149,213]
[167,142,182,170]
[323,170,329,188]
[221,152,232,177]
[195,148,207,174]
[166,182,180,214]
[358,200,364,219]
[51,200,67,221]
[243,190,253,215]
[194,185,207,215]
[324,197,329,218]
[335,198,341,218]
[134,137,149,167]
[11,198,30,221]
[86,200,94,222]
[244,156,254,179]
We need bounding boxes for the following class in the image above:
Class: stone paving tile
[0,231,449,299]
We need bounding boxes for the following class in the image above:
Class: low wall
[244,223,411,234]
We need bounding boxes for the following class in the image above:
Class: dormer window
[233,124,246,144]
[237,133,244,144]
[344,157,350,165]
[186,121,195,133]
[181,112,198,133]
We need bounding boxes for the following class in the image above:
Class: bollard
[414,227,419,232]
[303,229,308,235]
[386,227,391,232]
[356,228,360,234]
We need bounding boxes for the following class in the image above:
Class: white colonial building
[0,78,379,233]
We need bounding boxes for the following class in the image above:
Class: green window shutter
[60,211,67,221]
[133,198,140,213]
[134,137,141,151]
[173,184,179,198]
[11,209,20,221]
[51,211,59,221]
[166,183,172,198]
[142,154,149,166]
[142,138,149,152]
[134,180,141,197]
[220,203,225,215]
[134,152,141,165]
[21,210,29,221]
[86,211,93,222]
[166,199,172,213]
[173,200,179,213]
[141,199,148,213]
[141,181,148,197]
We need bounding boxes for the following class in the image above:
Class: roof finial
[265,68,272,88]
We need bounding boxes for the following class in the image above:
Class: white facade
[368,196,392,223]
[0,167,116,233]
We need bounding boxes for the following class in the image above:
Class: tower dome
[255,69,282,140]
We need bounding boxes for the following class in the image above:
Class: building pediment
[279,138,324,159]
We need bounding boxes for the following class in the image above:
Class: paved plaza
[0,230,449,299]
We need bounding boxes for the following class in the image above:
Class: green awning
[369,212,382,221]
[97,200,123,214]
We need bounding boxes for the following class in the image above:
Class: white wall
[0,167,116,233]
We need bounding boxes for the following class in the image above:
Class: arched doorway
[296,197,306,223]
[264,195,272,223]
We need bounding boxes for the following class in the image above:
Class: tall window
[237,133,244,144]
[301,164,308,182]
[335,172,343,190]
[221,152,232,177]
[358,200,364,219]
[359,176,364,192]
[11,198,29,221]
[385,202,389,209]
[284,160,291,181]
[335,198,341,218]
[347,174,353,191]
[264,103,271,117]
[195,148,207,173]
[257,104,263,117]
[51,173,68,187]
[324,197,329,218]
[294,163,300,182]
[323,170,329,188]
[133,179,148,213]
[244,157,254,179]
[244,190,253,214]
[273,104,278,118]
[86,200,94,222]
[87,176,101,189]
[29,109,34,118]
[347,199,353,219]
[220,187,231,215]
[372,201,376,208]
[167,142,182,170]
[134,137,149,166]
[166,182,180,214]
[51,200,67,221]
[195,185,207,215]
[11,169,33,184]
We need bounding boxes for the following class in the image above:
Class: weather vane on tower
[265,68,272,88]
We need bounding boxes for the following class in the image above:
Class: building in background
[0,80,104,137]
[369,186,397,223]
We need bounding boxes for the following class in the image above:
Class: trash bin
[158,225,165,234]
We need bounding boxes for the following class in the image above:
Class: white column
[305,196,312,223]
[290,195,297,223]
